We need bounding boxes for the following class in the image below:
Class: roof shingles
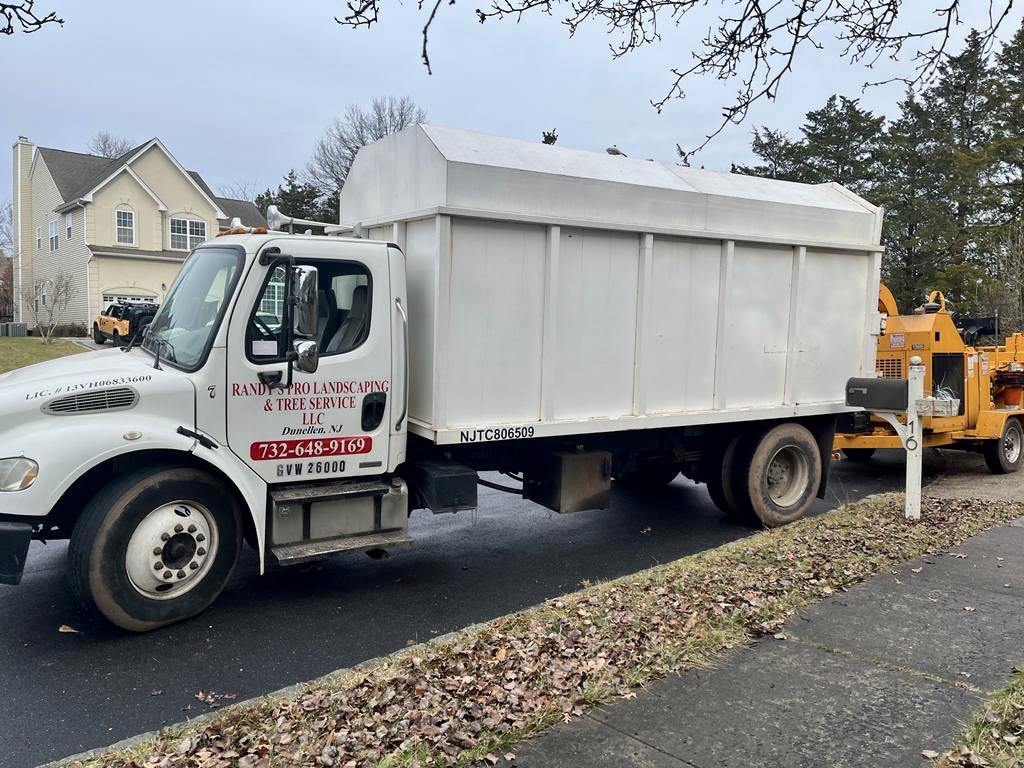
[35,141,265,227]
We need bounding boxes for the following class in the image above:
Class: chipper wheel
[69,465,242,631]
[984,418,1024,475]
[841,448,876,462]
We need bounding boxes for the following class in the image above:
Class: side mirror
[294,339,319,374]
[291,265,318,337]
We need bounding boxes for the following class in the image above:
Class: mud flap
[0,521,33,585]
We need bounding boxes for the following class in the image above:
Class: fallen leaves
[941,667,1024,766]
[58,624,79,634]
[67,494,1024,768]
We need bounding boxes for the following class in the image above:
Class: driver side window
[247,260,373,362]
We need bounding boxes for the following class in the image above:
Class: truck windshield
[142,246,243,371]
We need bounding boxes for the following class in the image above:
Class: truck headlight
[0,458,39,491]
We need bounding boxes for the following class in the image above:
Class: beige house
[11,136,264,328]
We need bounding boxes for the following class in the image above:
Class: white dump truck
[0,126,883,630]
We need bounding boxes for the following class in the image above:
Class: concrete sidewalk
[514,465,1024,767]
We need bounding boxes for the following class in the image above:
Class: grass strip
[0,336,85,374]
[66,494,1023,768]
[934,670,1024,767]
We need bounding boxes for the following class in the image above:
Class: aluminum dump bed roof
[340,124,882,249]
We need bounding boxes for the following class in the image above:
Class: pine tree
[731,127,805,181]
[923,29,1005,281]
[254,170,336,225]
[874,91,947,310]
[992,21,1024,218]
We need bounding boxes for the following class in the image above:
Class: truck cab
[0,233,411,631]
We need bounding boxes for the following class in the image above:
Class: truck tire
[69,465,242,632]
[719,433,760,525]
[111,330,120,347]
[617,462,680,488]
[841,448,875,462]
[704,470,732,516]
[745,423,822,528]
[92,324,105,344]
[984,418,1023,474]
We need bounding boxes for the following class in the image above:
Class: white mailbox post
[846,356,927,520]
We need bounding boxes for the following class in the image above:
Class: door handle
[394,297,409,431]
[362,392,387,431]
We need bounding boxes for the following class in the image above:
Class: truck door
[225,238,393,485]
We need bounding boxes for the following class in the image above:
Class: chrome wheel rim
[125,501,218,600]
[765,446,810,507]
[1004,427,1022,464]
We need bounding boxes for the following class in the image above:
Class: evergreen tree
[732,96,884,197]
[874,91,947,310]
[992,21,1024,218]
[254,170,336,225]
[731,127,805,181]
[923,29,1005,279]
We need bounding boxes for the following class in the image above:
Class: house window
[116,209,135,245]
[259,276,286,316]
[49,220,58,251]
[36,227,41,250]
[170,218,207,250]
[65,212,73,239]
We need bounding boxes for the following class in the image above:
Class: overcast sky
[2,0,1022,205]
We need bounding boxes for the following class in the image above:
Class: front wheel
[69,466,242,632]
[984,418,1023,474]
[92,324,105,344]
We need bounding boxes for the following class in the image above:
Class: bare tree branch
[0,2,62,35]
[88,131,134,159]
[336,0,1016,159]
[20,271,76,343]
[306,96,427,196]
[216,180,261,202]
[0,200,12,259]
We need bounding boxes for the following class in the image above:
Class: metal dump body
[340,125,884,445]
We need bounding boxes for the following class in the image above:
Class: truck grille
[43,387,139,415]
[877,358,903,379]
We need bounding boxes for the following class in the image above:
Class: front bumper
[0,521,34,585]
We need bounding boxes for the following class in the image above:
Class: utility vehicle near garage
[93,300,158,346]
[0,126,884,631]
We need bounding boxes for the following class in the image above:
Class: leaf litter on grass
[67,494,1023,768]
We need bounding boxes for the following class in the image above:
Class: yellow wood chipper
[834,285,1024,473]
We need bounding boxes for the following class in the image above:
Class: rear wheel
[984,418,1023,474]
[111,330,120,347]
[69,466,242,632]
[841,448,876,462]
[746,424,822,527]
[720,433,760,525]
[92,324,105,344]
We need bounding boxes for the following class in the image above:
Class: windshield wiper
[146,332,177,370]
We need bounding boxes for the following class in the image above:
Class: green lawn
[0,337,87,374]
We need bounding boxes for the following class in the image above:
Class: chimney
[12,136,34,323]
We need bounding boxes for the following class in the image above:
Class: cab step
[271,530,413,566]
[270,479,392,505]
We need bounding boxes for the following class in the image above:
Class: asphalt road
[1,450,952,768]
